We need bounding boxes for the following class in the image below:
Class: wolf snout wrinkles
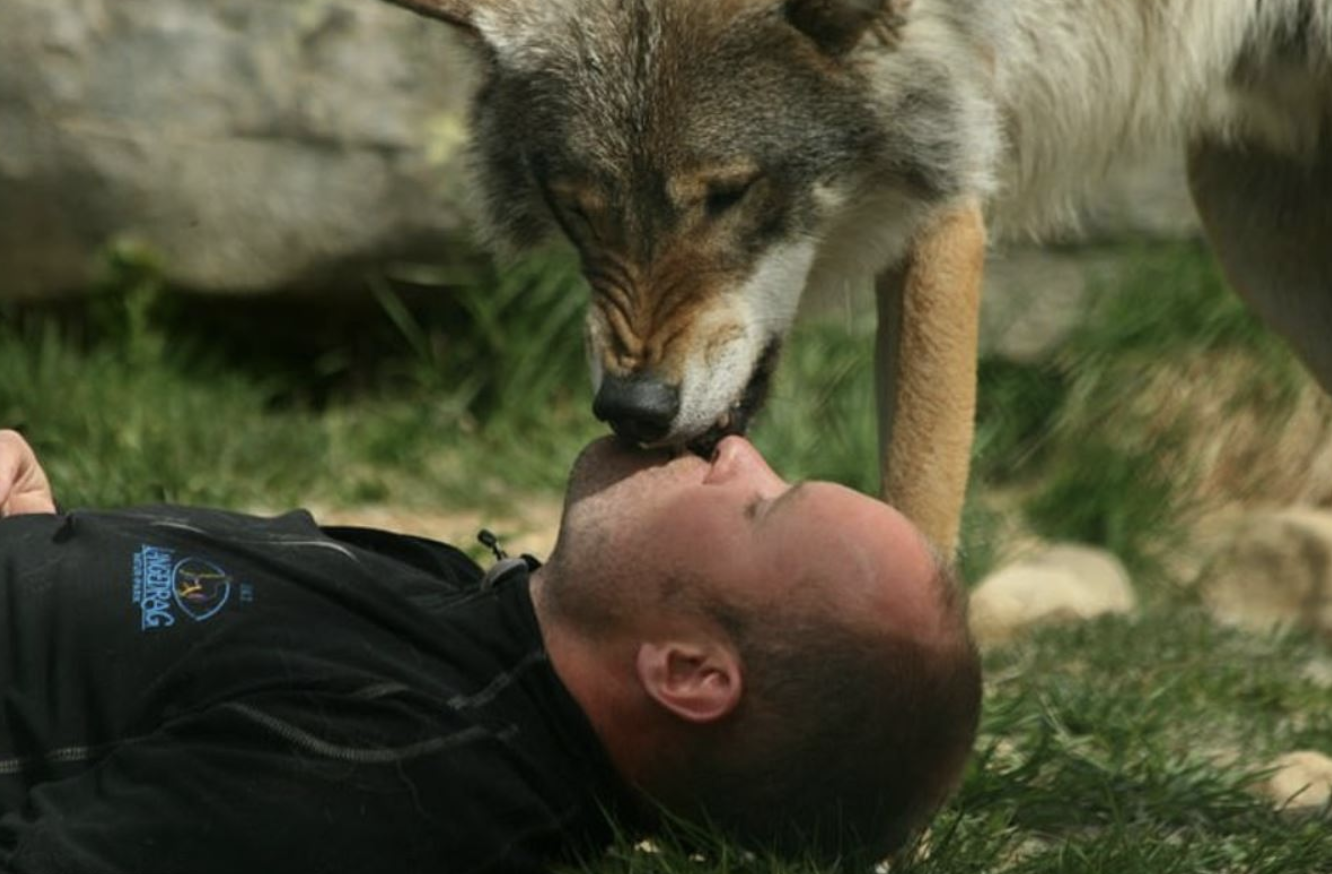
[593,374,681,445]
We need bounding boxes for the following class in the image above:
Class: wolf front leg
[874,202,987,556]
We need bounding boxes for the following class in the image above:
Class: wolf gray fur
[384,0,1332,549]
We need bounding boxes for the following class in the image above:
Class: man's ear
[381,0,480,36]
[785,0,912,55]
[636,641,742,724]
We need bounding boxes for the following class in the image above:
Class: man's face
[548,436,942,640]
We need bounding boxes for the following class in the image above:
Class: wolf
[383,0,1332,551]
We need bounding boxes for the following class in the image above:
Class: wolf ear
[785,0,912,55]
[381,0,480,35]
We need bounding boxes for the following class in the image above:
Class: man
[0,429,980,872]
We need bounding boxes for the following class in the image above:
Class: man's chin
[565,437,675,504]
[565,434,721,511]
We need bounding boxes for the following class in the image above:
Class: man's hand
[0,430,56,516]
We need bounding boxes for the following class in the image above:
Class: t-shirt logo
[132,545,244,631]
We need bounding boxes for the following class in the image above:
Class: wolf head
[387,0,996,451]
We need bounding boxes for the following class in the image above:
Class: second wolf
[386,0,1332,550]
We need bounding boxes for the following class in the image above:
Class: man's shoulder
[62,504,487,588]
[319,523,484,586]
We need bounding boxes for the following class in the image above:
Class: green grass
[2,239,1330,872]
[1,243,602,513]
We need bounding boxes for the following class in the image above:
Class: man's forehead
[764,483,877,576]
[776,480,873,520]
[774,483,937,586]
[769,480,813,515]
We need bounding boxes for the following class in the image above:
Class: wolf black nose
[593,374,681,445]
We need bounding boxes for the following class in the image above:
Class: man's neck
[529,567,662,793]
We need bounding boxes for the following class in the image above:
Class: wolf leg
[1188,136,1332,393]
[875,202,987,555]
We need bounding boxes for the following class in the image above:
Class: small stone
[1199,509,1332,641]
[1261,751,1332,815]
[969,544,1136,648]
[1303,658,1332,689]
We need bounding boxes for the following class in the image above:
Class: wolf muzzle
[592,374,682,445]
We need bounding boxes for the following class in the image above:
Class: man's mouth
[686,341,782,458]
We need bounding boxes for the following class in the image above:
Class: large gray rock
[0,0,474,298]
[1200,509,1332,641]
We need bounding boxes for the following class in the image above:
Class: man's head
[532,436,981,862]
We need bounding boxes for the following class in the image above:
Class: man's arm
[0,431,55,517]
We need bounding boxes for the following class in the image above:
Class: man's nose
[592,373,681,445]
[706,436,788,493]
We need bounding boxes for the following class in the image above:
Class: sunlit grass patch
[0,313,323,509]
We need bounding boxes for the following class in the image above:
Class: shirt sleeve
[0,698,562,874]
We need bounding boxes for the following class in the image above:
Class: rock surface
[1304,657,1332,689]
[969,544,1137,648]
[1260,751,1332,816]
[1199,509,1332,641]
[0,0,474,299]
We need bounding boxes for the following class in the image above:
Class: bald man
[0,430,979,873]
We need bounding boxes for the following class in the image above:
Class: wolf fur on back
[811,0,1332,282]
[981,0,1332,231]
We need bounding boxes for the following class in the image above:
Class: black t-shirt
[0,506,636,874]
